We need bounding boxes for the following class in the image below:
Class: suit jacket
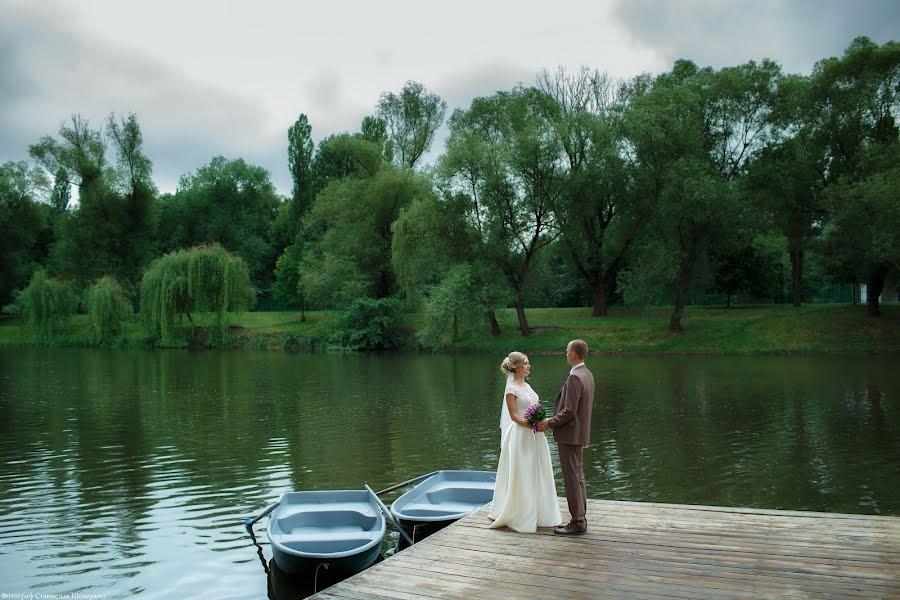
[549,364,594,446]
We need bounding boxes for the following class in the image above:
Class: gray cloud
[611,0,900,74]
[0,1,276,193]
[306,71,342,110]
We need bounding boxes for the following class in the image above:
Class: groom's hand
[536,419,550,432]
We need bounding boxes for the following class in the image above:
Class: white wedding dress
[489,378,561,533]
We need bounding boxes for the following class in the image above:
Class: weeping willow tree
[140,244,255,343]
[85,276,132,341]
[21,269,80,338]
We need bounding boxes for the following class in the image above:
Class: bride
[489,351,561,533]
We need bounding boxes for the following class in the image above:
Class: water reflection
[0,348,898,599]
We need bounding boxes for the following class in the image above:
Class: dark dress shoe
[553,522,587,535]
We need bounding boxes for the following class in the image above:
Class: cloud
[0,1,277,193]
[611,0,900,74]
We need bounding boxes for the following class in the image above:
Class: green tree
[300,167,429,306]
[539,67,642,316]
[29,114,105,190]
[21,269,79,338]
[746,136,822,306]
[272,240,304,311]
[621,60,775,331]
[392,190,509,341]
[86,276,132,340]
[0,161,51,308]
[287,114,314,222]
[139,244,254,344]
[29,114,157,292]
[807,37,900,314]
[377,81,447,169]
[49,167,70,213]
[440,86,565,335]
[158,156,280,290]
[822,149,900,315]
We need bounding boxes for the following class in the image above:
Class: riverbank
[1,303,898,354]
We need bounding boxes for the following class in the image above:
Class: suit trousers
[557,443,587,525]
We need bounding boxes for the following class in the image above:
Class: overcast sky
[1,0,897,195]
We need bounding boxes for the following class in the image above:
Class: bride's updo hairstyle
[500,351,527,375]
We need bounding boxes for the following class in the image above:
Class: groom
[537,339,594,535]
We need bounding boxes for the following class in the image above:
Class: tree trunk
[867,264,888,317]
[726,294,732,308]
[591,283,609,317]
[486,310,501,336]
[789,249,804,307]
[669,266,694,333]
[515,296,531,336]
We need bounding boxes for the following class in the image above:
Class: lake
[0,348,898,598]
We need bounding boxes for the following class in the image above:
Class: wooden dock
[311,498,900,599]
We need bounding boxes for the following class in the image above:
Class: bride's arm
[506,393,530,428]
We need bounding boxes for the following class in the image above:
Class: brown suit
[548,363,594,526]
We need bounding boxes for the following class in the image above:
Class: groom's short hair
[569,339,588,359]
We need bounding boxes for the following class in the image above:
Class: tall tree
[287,114,314,220]
[106,113,158,289]
[392,189,509,343]
[300,167,430,306]
[441,86,566,335]
[621,60,769,331]
[158,156,280,290]
[807,37,900,315]
[0,161,51,308]
[49,168,70,213]
[29,114,157,291]
[377,81,447,169]
[29,114,105,189]
[746,135,822,306]
[539,67,642,316]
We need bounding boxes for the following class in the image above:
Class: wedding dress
[489,377,561,533]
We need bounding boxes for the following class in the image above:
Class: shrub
[330,296,407,350]
[85,276,132,341]
[21,270,79,338]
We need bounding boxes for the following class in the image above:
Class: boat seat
[277,529,382,542]
[399,500,486,518]
[274,510,378,535]
[429,481,494,491]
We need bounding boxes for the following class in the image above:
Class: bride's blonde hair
[500,351,527,375]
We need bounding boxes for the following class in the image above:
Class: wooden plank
[310,498,900,600]
[442,525,899,573]
[409,539,892,596]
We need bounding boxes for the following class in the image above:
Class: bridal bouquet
[523,403,547,432]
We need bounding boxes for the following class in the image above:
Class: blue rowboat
[390,470,496,545]
[266,489,385,575]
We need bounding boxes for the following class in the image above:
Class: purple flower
[524,403,547,431]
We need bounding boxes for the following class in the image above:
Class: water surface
[0,349,897,598]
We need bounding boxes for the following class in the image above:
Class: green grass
[446,304,900,354]
[1,304,898,354]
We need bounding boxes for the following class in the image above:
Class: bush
[140,244,255,343]
[86,276,132,341]
[330,296,407,350]
[21,270,79,337]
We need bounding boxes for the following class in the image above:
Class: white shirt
[569,362,585,375]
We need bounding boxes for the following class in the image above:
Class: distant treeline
[1,37,898,349]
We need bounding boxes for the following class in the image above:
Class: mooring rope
[412,523,424,544]
[314,562,330,594]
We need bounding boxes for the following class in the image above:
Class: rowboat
[390,470,496,545]
[266,489,386,575]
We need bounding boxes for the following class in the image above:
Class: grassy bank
[1,303,898,354]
